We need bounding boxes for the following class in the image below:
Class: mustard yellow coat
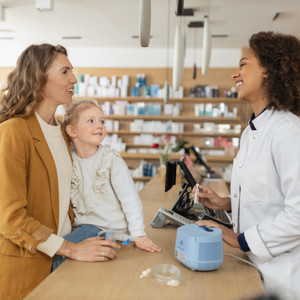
[0,114,74,300]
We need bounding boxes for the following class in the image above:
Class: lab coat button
[234,194,237,198]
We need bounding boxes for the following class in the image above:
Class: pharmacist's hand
[192,184,224,210]
[196,220,239,248]
[135,236,162,253]
[57,237,121,262]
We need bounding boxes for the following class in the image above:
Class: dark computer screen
[165,156,216,218]
[163,157,198,217]
[190,145,212,173]
[165,159,177,192]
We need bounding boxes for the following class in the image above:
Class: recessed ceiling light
[62,36,82,39]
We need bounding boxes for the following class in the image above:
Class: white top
[71,145,146,237]
[230,109,300,299]
[35,112,73,257]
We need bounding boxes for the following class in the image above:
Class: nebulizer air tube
[97,229,138,245]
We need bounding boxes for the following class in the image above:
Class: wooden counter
[24,176,264,300]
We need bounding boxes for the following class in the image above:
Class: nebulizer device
[175,223,223,271]
[97,229,138,245]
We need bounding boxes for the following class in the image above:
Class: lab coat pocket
[242,162,268,202]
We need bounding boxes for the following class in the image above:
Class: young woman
[0,44,119,300]
[52,100,161,270]
[194,31,300,300]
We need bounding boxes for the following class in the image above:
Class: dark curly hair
[249,31,300,115]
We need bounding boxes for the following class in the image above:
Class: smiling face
[42,53,77,110]
[66,106,106,158]
[232,48,269,111]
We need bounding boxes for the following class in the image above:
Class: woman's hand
[196,220,240,248]
[57,236,121,262]
[192,184,231,211]
[134,236,162,253]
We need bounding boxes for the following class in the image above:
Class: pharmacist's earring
[66,125,77,138]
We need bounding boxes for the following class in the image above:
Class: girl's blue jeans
[51,224,102,272]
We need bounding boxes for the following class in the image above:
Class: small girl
[52,100,161,270]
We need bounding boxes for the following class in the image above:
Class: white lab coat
[230,109,300,300]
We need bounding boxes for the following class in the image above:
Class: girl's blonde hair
[63,100,103,145]
[64,99,103,128]
[0,44,67,123]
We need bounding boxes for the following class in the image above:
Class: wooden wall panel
[1,67,237,97]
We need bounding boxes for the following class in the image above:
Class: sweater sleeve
[110,153,146,236]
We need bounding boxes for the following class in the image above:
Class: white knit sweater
[71,145,146,237]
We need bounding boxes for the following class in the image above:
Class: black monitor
[190,145,212,173]
[165,159,177,192]
[165,156,196,193]
[164,157,215,219]
[190,145,222,179]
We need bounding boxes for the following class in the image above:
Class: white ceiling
[0,0,299,50]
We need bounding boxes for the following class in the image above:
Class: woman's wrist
[56,240,73,258]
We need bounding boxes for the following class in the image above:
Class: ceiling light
[0,5,5,21]
[272,12,280,21]
[175,0,184,16]
[212,34,228,38]
[62,36,82,40]
[36,0,53,12]
[139,0,151,47]
[188,21,203,28]
[202,15,211,76]
[132,35,153,39]
[173,23,185,91]
[0,37,14,40]
[182,8,194,16]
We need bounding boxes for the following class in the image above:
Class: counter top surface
[24,176,264,300]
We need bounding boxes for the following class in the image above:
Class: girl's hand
[57,237,121,262]
[135,236,162,253]
[196,220,240,248]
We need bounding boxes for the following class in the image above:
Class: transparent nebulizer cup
[152,264,181,286]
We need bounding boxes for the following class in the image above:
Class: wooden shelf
[120,152,234,163]
[121,153,182,160]
[106,115,241,123]
[74,96,240,104]
[126,144,226,150]
[132,176,152,182]
[107,130,241,137]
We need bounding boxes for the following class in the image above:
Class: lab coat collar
[249,108,270,131]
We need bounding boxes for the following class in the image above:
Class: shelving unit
[73,96,250,183]
[0,66,253,185]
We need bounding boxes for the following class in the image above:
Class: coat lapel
[26,114,60,231]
